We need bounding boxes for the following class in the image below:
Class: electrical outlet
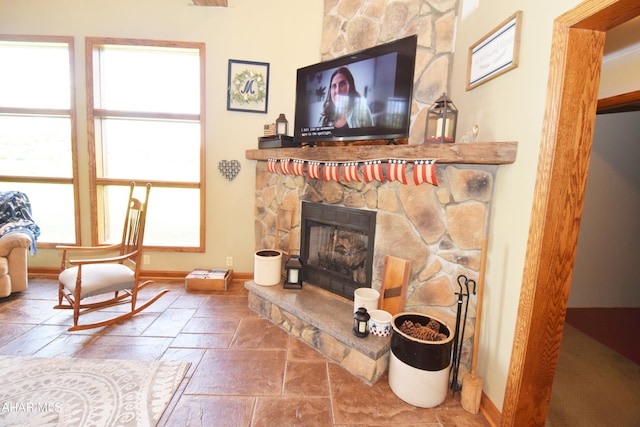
[225,256,233,267]
[143,255,151,265]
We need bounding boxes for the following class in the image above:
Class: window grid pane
[145,187,200,247]
[0,42,71,109]
[97,45,200,114]
[101,185,200,247]
[0,116,73,177]
[98,119,200,182]
[0,182,75,244]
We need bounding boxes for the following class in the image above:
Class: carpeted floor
[0,355,189,427]
[547,324,640,427]
[565,307,640,365]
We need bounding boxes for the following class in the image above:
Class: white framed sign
[466,11,523,91]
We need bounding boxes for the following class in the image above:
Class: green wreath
[230,69,267,105]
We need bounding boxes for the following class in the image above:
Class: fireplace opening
[300,202,376,300]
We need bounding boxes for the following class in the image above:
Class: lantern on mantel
[283,256,303,289]
[353,307,370,338]
[425,93,458,143]
[275,113,288,137]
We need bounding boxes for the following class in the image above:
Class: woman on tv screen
[294,35,417,145]
[319,66,373,130]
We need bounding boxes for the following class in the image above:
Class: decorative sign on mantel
[466,11,523,91]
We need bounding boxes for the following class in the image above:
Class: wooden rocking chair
[55,182,168,331]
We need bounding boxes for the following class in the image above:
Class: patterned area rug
[0,355,189,427]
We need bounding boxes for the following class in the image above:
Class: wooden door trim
[597,89,640,113]
[501,0,640,425]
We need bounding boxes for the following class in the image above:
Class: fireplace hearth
[300,202,376,300]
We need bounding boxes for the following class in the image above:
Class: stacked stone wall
[322,0,458,145]
[255,161,495,374]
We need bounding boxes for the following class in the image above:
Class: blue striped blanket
[0,191,40,254]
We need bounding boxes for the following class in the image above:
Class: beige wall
[600,49,640,98]
[449,0,583,409]
[0,0,324,273]
[569,111,640,308]
[599,17,640,98]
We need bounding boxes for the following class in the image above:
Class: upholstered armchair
[0,191,40,298]
[0,232,32,297]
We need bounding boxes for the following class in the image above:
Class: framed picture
[466,11,522,91]
[227,59,270,113]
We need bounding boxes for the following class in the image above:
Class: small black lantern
[425,92,458,143]
[275,113,288,136]
[283,255,303,289]
[353,307,370,338]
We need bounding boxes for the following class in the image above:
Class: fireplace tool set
[450,274,476,391]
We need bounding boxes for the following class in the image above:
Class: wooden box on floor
[185,269,233,291]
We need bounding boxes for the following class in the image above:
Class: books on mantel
[258,135,299,149]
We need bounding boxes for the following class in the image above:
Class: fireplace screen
[300,202,376,299]
[307,224,369,283]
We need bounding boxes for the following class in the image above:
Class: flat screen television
[293,35,417,146]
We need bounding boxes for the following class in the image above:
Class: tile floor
[0,278,491,426]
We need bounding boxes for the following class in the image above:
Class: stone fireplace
[244,0,517,385]
[246,142,516,383]
[252,153,498,325]
[300,201,376,299]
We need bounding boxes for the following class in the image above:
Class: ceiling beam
[192,0,228,6]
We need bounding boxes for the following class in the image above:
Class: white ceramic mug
[353,287,380,313]
[368,309,392,337]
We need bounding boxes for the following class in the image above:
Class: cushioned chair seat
[59,264,134,300]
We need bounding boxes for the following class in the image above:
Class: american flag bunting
[267,158,278,174]
[342,162,361,182]
[323,162,339,181]
[363,160,385,183]
[307,161,321,179]
[387,159,408,184]
[266,157,437,187]
[413,159,438,186]
[292,159,305,176]
[279,158,291,175]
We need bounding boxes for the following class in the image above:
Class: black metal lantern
[353,307,370,338]
[425,92,458,143]
[283,256,303,289]
[275,113,288,136]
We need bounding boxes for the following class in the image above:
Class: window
[87,39,205,249]
[0,36,78,246]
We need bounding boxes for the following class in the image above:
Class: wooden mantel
[245,142,517,165]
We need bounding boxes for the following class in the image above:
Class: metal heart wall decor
[218,160,241,181]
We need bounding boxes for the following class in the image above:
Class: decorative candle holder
[353,307,370,338]
[425,92,458,143]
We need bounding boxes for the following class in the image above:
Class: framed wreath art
[227,59,270,113]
